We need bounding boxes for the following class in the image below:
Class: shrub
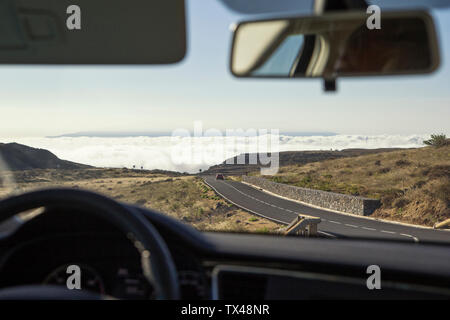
[345,184,361,196]
[434,181,450,205]
[395,160,411,167]
[423,134,448,147]
[256,227,269,234]
[393,197,410,208]
[183,201,194,208]
[413,180,426,189]
[317,180,332,192]
[296,175,313,188]
[423,165,450,179]
[380,188,404,207]
[272,176,286,184]
[378,167,391,174]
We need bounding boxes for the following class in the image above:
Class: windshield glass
[0,0,449,243]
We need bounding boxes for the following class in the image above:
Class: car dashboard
[0,205,449,300]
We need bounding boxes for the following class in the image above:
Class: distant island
[46,131,174,138]
[47,131,337,138]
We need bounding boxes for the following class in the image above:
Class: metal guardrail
[284,214,321,237]
[434,218,450,229]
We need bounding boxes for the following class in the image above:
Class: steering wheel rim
[0,188,180,300]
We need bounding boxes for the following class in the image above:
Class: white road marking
[400,233,420,243]
[210,179,423,242]
[203,179,288,225]
[318,230,337,238]
[241,181,442,234]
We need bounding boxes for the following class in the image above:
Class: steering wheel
[0,188,180,300]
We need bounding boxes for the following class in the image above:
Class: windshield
[0,0,449,243]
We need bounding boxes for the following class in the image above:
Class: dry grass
[258,145,450,227]
[225,175,242,182]
[0,168,280,233]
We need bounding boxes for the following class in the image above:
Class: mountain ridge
[0,142,91,170]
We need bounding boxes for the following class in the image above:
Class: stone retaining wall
[242,176,380,216]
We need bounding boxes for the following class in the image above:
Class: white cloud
[1,134,429,173]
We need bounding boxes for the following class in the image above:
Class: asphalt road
[203,176,450,243]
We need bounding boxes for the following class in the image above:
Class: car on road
[215,173,224,180]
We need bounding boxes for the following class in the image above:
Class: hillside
[257,145,450,226]
[0,168,279,233]
[0,143,90,170]
[202,148,402,176]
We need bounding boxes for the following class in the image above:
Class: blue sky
[0,0,449,137]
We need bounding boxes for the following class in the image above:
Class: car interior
[0,188,449,300]
[0,0,449,301]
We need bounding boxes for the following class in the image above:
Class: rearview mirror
[0,0,186,64]
[230,10,440,81]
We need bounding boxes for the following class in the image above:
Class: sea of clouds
[1,134,429,173]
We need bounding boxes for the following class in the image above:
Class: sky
[0,0,449,138]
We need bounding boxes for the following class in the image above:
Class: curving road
[203,176,450,243]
